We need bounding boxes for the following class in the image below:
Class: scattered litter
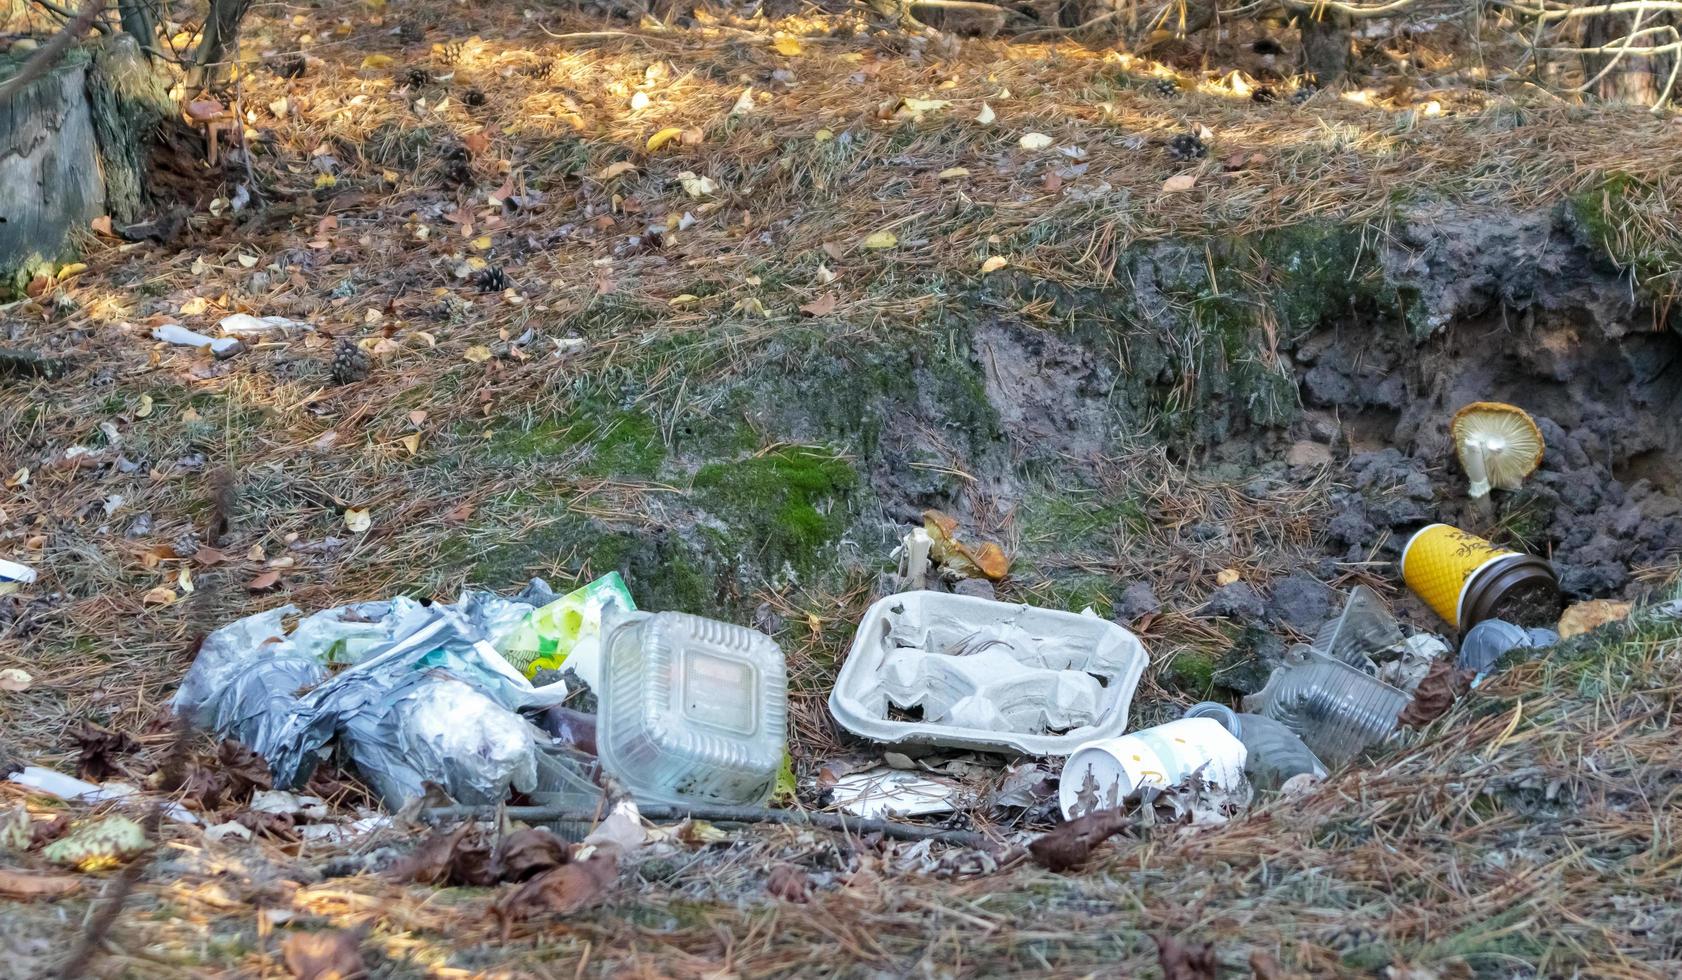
[217,312,314,338]
[890,527,933,589]
[152,323,242,358]
[1557,599,1633,639]
[1456,619,1557,679]
[1310,585,1404,671]
[598,610,786,806]
[251,789,329,820]
[1451,401,1543,501]
[1401,523,1561,629]
[1058,717,1247,819]
[0,557,37,590]
[0,668,32,691]
[831,591,1148,755]
[205,821,254,844]
[830,768,958,819]
[6,766,199,824]
[1183,702,1327,791]
[1374,633,1451,693]
[42,814,148,871]
[582,799,648,852]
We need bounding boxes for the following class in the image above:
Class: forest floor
[3,1,1682,976]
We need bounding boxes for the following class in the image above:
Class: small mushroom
[1451,402,1544,499]
[185,99,233,166]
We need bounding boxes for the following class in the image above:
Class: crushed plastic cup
[597,610,787,807]
[1184,702,1327,791]
[1242,648,1410,767]
[1311,586,1404,671]
[1058,717,1247,819]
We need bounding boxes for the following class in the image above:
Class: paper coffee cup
[1059,717,1247,819]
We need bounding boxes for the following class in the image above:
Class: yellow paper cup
[1400,524,1515,628]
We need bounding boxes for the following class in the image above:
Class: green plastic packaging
[497,572,636,679]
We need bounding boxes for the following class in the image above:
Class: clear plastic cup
[1242,649,1409,767]
[597,611,787,807]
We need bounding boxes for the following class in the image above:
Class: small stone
[1114,581,1160,622]
[1200,582,1266,622]
[1286,441,1332,467]
[1214,626,1288,694]
[951,578,995,601]
[883,752,916,770]
[1267,574,1336,631]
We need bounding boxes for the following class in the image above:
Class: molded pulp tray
[829,591,1149,755]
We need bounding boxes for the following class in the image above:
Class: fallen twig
[423,802,994,848]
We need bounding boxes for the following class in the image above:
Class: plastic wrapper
[173,587,597,810]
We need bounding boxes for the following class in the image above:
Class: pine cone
[330,339,370,385]
[401,66,431,89]
[1166,134,1207,161]
[435,40,465,67]
[1151,78,1178,97]
[1292,84,1319,105]
[269,54,307,79]
[397,21,425,45]
[462,87,487,108]
[474,266,509,293]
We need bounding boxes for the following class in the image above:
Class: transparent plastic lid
[596,611,787,807]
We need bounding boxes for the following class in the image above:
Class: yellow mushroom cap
[1451,402,1544,497]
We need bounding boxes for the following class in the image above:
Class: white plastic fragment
[6,767,200,825]
[0,558,38,585]
[154,324,242,358]
[831,768,956,820]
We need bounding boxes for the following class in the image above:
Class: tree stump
[0,52,104,294]
[0,35,171,296]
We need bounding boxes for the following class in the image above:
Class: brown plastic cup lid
[1462,554,1561,631]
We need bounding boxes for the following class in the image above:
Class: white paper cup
[1058,717,1247,819]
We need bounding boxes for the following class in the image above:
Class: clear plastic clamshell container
[1241,648,1409,767]
[597,611,787,807]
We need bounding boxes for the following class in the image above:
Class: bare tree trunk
[0,55,104,294]
[191,0,254,85]
[1300,8,1351,86]
[1583,10,1677,106]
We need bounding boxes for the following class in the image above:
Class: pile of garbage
[149,497,1621,851]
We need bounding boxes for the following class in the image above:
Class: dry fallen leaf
[1019,132,1053,150]
[1162,173,1198,194]
[463,345,493,363]
[1558,599,1632,638]
[1154,933,1219,980]
[444,501,475,522]
[799,293,839,317]
[0,668,32,692]
[494,851,618,923]
[1029,808,1129,871]
[343,508,371,533]
[1215,568,1240,586]
[360,54,393,70]
[976,103,996,125]
[0,869,81,901]
[142,586,177,606]
[923,509,1010,581]
[861,230,898,250]
[400,433,422,455]
[135,393,154,418]
[938,167,970,180]
[979,256,1008,274]
[771,36,802,56]
[247,570,281,592]
[646,127,684,152]
[282,929,367,980]
[766,865,811,902]
[90,215,115,236]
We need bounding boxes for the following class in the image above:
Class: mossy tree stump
[0,34,169,295]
